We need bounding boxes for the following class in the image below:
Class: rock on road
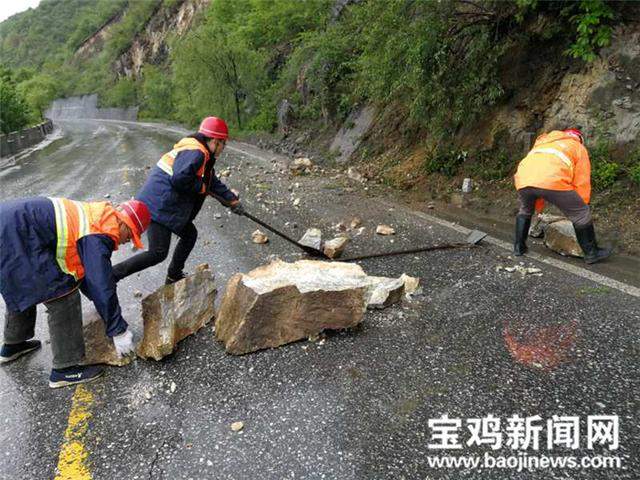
[0,119,638,480]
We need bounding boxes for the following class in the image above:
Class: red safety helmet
[118,200,151,249]
[199,116,229,140]
[564,129,584,144]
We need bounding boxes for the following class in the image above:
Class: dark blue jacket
[136,145,237,233]
[0,197,127,337]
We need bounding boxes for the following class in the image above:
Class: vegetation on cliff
[1,0,637,192]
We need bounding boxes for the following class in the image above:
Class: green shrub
[592,160,620,190]
[628,149,640,187]
[472,150,513,181]
[565,0,615,62]
[139,65,173,119]
[589,138,620,190]
[17,74,59,121]
[0,67,30,133]
[101,77,138,108]
[424,148,467,177]
[516,0,616,62]
[629,162,640,187]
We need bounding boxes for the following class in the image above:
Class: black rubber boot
[573,222,612,264]
[513,214,532,256]
[165,272,187,285]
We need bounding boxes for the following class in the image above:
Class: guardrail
[0,119,55,157]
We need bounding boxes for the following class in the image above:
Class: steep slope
[0,0,126,69]
[113,0,209,78]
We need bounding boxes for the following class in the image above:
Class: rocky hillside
[112,0,209,78]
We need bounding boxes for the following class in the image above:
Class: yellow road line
[54,385,94,480]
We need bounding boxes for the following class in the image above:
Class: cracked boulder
[529,213,565,238]
[82,310,132,367]
[215,260,414,355]
[137,264,216,360]
[290,157,313,175]
[543,220,583,258]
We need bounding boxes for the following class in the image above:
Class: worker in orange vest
[513,129,612,264]
[0,197,151,388]
[112,116,242,285]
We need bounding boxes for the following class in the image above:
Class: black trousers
[112,221,198,281]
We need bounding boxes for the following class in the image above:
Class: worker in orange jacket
[0,197,151,388]
[513,129,611,264]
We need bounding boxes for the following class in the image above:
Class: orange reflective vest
[156,137,211,194]
[514,131,591,208]
[49,197,121,280]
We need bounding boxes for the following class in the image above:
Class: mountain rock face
[74,10,125,60]
[461,23,640,155]
[113,0,210,78]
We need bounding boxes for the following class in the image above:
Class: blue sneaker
[0,340,41,364]
[49,365,104,389]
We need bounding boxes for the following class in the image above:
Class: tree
[172,28,266,129]
[101,77,138,108]
[0,67,30,133]
[18,74,59,121]
[140,65,174,118]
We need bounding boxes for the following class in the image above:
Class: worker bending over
[0,197,151,388]
[112,116,243,285]
[513,128,612,264]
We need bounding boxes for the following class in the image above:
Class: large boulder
[543,220,584,258]
[137,264,216,360]
[82,311,132,367]
[529,213,565,238]
[215,260,412,355]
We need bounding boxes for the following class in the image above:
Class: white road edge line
[69,118,640,298]
[385,200,640,299]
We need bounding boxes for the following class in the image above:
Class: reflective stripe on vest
[529,147,573,170]
[49,197,92,280]
[156,138,210,178]
[157,149,177,175]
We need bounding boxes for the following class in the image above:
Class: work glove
[230,201,245,216]
[113,329,135,358]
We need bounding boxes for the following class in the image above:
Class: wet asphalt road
[0,119,639,480]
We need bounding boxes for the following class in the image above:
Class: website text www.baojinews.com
[423,414,623,472]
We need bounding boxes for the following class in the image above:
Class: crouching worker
[0,197,151,388]
[112,116,243,285]
[513,128,612,264]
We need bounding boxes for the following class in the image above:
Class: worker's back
[514,130,590,194]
